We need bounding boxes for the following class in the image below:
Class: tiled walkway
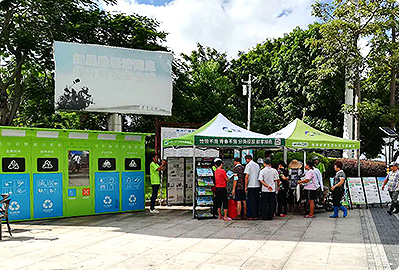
[0,208,392,269]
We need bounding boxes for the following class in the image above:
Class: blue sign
[95,172,119,213]
[122,172,144,211]
[33,173,63,219]
[68,188,76,197]
[0,174,31,220]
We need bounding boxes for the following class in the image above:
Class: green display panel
[0,127,147,221]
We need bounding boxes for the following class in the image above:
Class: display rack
[194,167,215,219]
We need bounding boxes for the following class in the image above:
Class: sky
[102,0,318,58]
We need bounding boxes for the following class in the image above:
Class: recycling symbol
[129,194,137,204]
[103,196,112,205]
[8,160,19,170]
[42,160,53,169]
[102,160,112,168]
[9,201,20,211]
[129,160,137,168]
[43,199,53,209]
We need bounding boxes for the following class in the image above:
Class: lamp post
[242,74,253,131]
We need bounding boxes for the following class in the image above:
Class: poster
[185,158,194,204]
[362,177,380,204]
[122,172,145,211]
[33,173,63,218]
[94,172,120,213]
[0,174,31,220]
[347,177,366,204]
[167,157,185,204]
[377,177,391,203]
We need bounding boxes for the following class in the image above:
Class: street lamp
[242,74,253,131]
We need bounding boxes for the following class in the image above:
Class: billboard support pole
[108,113,122,132]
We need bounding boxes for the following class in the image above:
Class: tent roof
[268,118,360,150]
[163,113,283,148]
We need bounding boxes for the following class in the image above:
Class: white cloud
[102,0,317,58]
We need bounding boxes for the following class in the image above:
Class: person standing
[329,160,348,218]
[313,156,325,182]
[288,159,303,212]
[298,161,317,218]
[276,162,289,217]
[149,154,166,214]
[382,162,399,215]
[259,159,279,220]
[232,158,247,220]
[244,155,261,220]
[214,160,231,221]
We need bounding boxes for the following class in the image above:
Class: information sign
[33,173,63,218]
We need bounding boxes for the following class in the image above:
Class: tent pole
[283,147,288,164]
[357,149,361,177]
[304,151,307,167]
[192,145,196,219]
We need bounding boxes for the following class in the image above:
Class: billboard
[54,41,173,115]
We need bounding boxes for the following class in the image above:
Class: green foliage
[1,0,167,129]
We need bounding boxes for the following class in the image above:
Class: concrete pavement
[0,207,393,270]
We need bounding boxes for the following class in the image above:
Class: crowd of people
[213,155,348,221]
[149,153,399,219]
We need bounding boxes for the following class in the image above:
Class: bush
[269,151,387,178]
[336,159,386,177]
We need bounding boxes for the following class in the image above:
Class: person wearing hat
[214,159,231,221]
[288,159,303,212]
[382,162,399,215]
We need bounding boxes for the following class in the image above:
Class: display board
[377,177,391,203]
[347,177,366,204]
[161,127,218,158]
[167,157,185,204]
[54,41,173,115]
[185,158,194,204]
[362,177,380,204]
[0,126,147,221]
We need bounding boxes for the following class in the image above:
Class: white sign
[362,177,380,204]
[347,177,366,204]
[161,127,218,158]
[54,41,173,115]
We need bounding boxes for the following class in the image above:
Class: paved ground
[0,207,394,270]
[370,207,399,270]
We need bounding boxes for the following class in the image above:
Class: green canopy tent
[268,119,360,172]
[268,118,360,150]
[268,118,363,208]
[163,113,284,218]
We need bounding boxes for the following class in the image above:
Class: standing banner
[54,41,173,115]
[362,177,380,204]
[347,177,366,204]
[377,177,391,203]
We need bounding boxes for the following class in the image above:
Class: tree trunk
[390,24,396,129]
[354,68,361,159]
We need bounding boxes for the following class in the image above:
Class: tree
[311,0,390,144]
[170,44,239,124]
[231,24,345,136]
[0,0,167,129]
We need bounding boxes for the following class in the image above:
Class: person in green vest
[313,156,325,183]
[150,154,166,214]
